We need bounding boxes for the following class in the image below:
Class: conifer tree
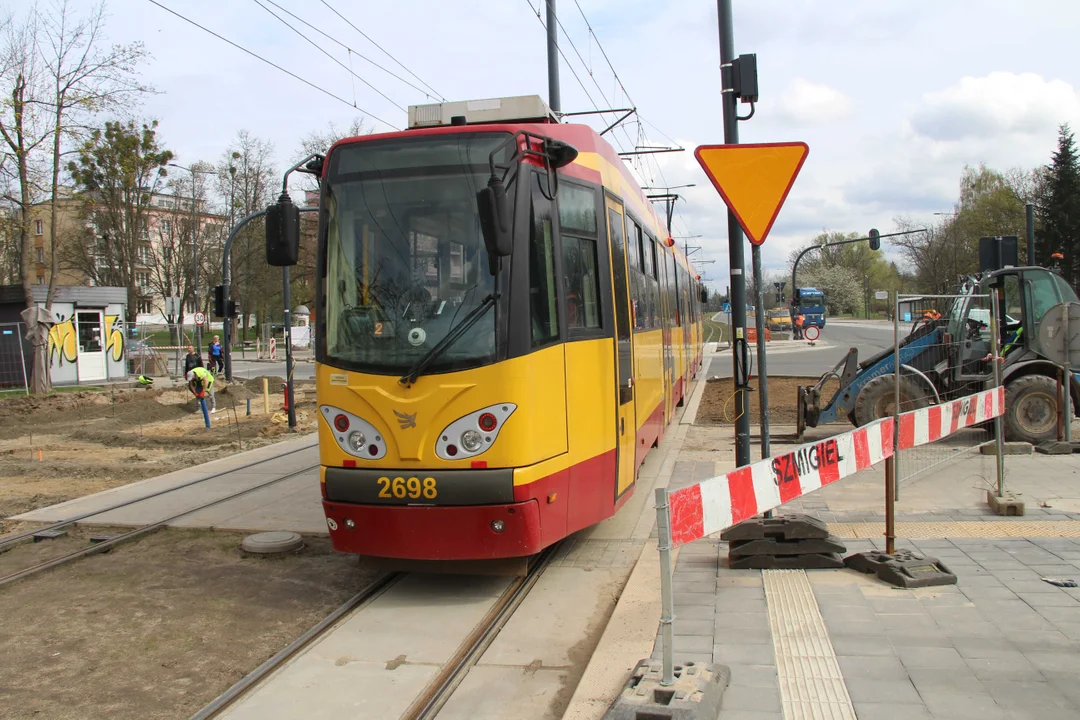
[1035,124,1080,286]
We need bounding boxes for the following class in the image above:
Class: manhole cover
[241,531,304,554]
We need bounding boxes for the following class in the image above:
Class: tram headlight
[348,431,366,452]
[460,429,483,453]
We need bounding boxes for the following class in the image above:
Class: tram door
[605,198,637,499]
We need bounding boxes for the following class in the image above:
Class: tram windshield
[322,132,513,375]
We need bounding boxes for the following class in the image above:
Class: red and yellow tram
[312,96,705,560]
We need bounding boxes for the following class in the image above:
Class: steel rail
[402,542,562,719]
[0,462,321,588]
[189,572,405,720]
[0,438,318,553]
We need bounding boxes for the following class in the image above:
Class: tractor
[796,264,1080,445]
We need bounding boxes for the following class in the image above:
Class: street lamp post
[169,162,214,355]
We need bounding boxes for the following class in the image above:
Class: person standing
[183,345,203,376]
[209,335,224,375]
[186,366,216,413]
[794,312,805,340]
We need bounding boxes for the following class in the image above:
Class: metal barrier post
[17,322,28,396]
[990,288,1006,496]
[654,487,675,686]
[892,292,901,501]
[884,455,896,555]
[1065,305,1073,444]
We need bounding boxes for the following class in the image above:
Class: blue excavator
[796,264,1080,445]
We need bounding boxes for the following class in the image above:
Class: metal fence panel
[893,293,1000,488]
[0,322,29,394]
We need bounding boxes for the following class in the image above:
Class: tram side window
[531,176,559,347]
[630,221,648,330]
[563,236,601,329]
[558,183,598,234]
[671,255,681,326]
[645,236,659,327]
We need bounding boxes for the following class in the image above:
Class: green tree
[1035,124,1080,286]
[895,164,1029,293]
[66,119,173,322]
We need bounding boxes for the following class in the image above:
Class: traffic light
[868,228,881,251]
[212,285,225,317]
[226,300,240,318]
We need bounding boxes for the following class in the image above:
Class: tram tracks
[189,542,562,720]
[0,445,320,587]
[0,437,318,554]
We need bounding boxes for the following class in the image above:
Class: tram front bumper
[322,499,545,560]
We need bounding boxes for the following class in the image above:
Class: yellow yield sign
[694,142,809,246]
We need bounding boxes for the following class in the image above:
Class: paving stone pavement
[652,535,1080,720]
[648,432,1080,719]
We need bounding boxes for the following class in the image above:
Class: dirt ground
[0,527,381,720]
[695,375,842,425]
[0,376,318,524]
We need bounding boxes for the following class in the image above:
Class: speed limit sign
[194,311,206,326]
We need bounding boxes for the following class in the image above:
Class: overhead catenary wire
[145,0,400,131]
[250,0,407,113]
[258,0,439,100]
[319,0,445,102]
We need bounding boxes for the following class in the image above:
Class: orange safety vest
[795,314,804,326]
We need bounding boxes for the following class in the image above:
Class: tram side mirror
[266,193,300,267]
[700,287,708,304]
[546,139,579,169]
[477,177,513,271]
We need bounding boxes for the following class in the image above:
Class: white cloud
[911,72,1080,142]
[773,79,855,125]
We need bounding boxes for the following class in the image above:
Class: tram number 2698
[377,476,437,500]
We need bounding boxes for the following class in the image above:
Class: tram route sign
[694,142,809,246]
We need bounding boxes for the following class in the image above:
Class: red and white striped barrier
[667,386,1005,547]
[898,386,1004,450]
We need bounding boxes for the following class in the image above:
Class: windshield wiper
[399,293,498,386]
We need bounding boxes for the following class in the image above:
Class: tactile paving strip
[763,569,856,720]
[828,520,1080,538]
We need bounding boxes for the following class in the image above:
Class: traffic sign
[194,311,206,327]
[694,142,809,246]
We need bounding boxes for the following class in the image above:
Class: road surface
[706,318,895,378]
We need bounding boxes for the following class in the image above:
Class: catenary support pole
[545,0,561,113]
[654,487,675,686]
[717,0,751,468]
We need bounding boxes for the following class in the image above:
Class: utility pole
[717,0,751,468]
[546,0,561,113]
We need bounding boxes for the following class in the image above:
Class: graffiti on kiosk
[47,315,78,365]
[771,438,845,486]
[105,315,124,361]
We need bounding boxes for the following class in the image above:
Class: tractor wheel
[1003,375,1059,443]
[854,375,930,427]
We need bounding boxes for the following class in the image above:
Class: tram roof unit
[332,94,702,282]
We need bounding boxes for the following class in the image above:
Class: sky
[11,0,1080,291]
